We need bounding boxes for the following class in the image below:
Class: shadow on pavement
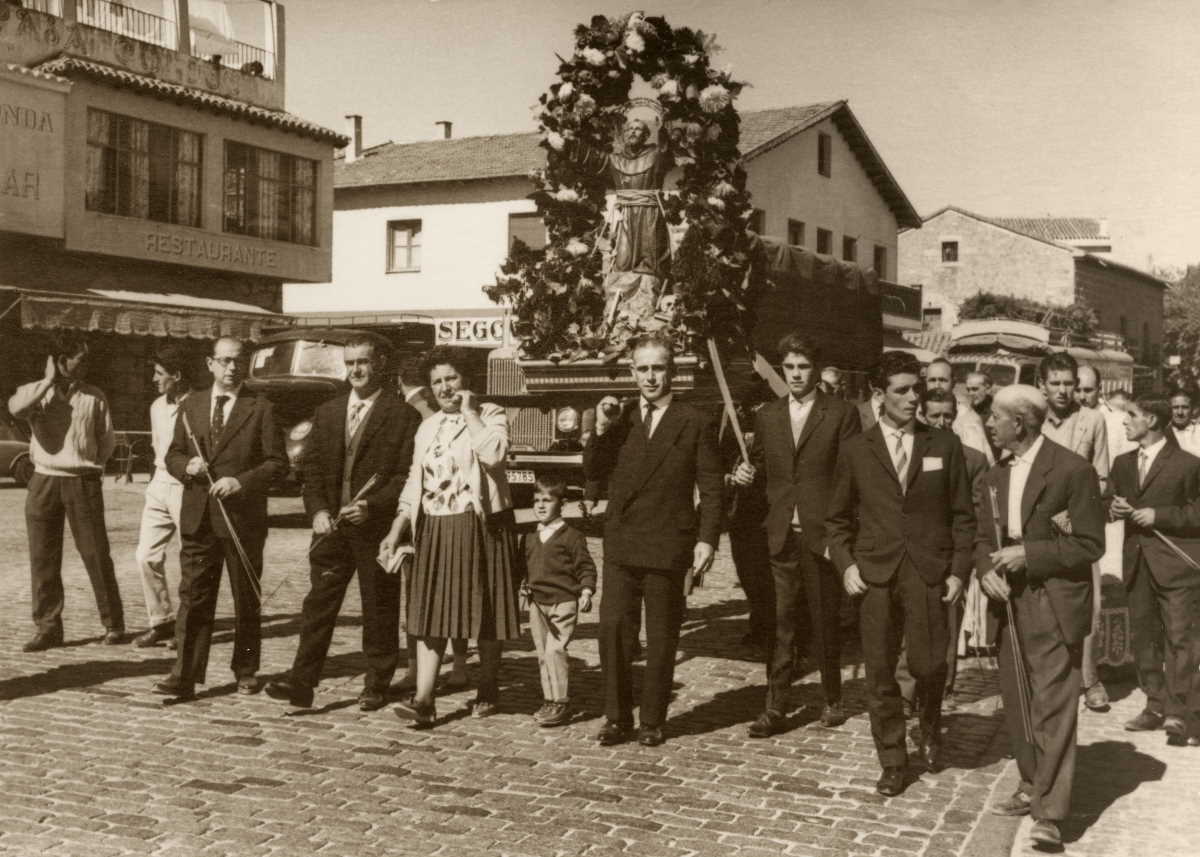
[0,654,174,701]
[1061,739,1166,844]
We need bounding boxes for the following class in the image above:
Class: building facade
[899,206,1165,367]
[1,1,345,430]
[283,101,922,349]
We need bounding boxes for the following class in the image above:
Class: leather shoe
[876,766,906,796]
[22,631,63,653]
[393,696,436,729]
[264,678,313,708]
[989,790,1032,816]
[1164,716,1187,745]
[236,676,259,695]
[1029,818,1062,849]
[151,677,195,700]
[1124,709,1165,731]
[470,698,498,718]
[747,710,787,738]
[1083,682,1110,712]
[637,725,665,747]
[820,702,847,727]
[132,623,174,648]
[596,719,633,746]
[358,688,387,712]
[102,629,126,645]
[920,738,945,773]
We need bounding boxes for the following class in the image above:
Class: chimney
[435,120,453,140]
[344,114,363,163]
[1097,217,1109,238]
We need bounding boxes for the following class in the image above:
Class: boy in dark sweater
[522,477,597,726]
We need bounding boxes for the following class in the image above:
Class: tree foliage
[1163,265,1200,385]
[958,291,1099,341]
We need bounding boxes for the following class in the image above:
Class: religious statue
[555,98,676,354]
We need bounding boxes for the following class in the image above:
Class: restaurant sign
[0,69,67,238]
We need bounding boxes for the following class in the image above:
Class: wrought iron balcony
[76,0,178,50]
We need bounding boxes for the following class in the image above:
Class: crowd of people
[8,329,1200,851]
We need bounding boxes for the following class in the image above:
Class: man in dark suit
[584,332,723,747]
[732,334,860,736]
[265,335,419,711]
[826,351,974,796]
[1109,396,1200,744]
[153,337,286,700]
[978,385,1105,850]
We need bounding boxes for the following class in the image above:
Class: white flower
[712,181,736,198]
[553,188,580,203]
[699,84,731,113]
[530,104,548,123]
[566,238,589,256]
[575,94,597,116]
[683,53,699,64]
[706,196,726,210]
[624,31,645,53]
[580,47,606,66]
[559,82,574,99]
[658,78,679,98]
[545,131,565,151]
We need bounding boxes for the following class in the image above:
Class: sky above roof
[281,0,1200,271]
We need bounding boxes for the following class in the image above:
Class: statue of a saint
[556,99,675,353]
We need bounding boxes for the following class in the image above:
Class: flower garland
[485,11,767,362]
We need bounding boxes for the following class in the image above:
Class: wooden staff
[180,410,261,603]
[306,473,381,557]
[1152,528,1200,573]
[706,337,749,463]
[987,485,1035,744]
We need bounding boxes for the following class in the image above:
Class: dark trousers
[897,597,963,705]
[860,558,949,768]
[172,515,264,685]
[291,528,401,692]
[999,583,1081,822]
[1128,555,1200,720]
[599,561,686,729]
[25,472,124,635]
[765,527,842,713]
[729,522,771,635]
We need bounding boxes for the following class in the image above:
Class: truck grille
[511,406,555,451]
[488,355,527,396]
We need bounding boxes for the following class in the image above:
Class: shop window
[387,220,422,272]
[787,218,805,247]
[508,212,546,251]
[816,228,833,255]
[817,132,832,177]
[842,236,857,263]
[873,245,887,277]
[941,241,959,263]
[85,108,202,227]
[223,141,317,245]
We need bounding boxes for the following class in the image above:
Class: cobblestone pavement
[0,479,1187,857]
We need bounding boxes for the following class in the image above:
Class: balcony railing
[76,0,179,50]
[22,0,64,14]
[190,31,276,79]
[881,281,923,321]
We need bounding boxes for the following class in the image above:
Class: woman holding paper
[380,346,519,727]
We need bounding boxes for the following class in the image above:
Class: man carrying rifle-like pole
[977,385,1105,851]
[153,337,285,702]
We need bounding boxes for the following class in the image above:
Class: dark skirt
[407,509,521,641]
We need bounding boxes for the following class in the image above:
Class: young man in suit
[153,337,286,701]
[1039,351,1111,712]
[584,332,723,747]
[732,334,861,736]
[266,335,419,711]
[978,385,1105,850]
[1109,397,1200,744]
[826,351,974,796]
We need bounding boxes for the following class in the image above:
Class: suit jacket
[302,391,419,541]
[583,398,723,571]
[1111,442,1200,589]
[165,387,287,540]
[397,402,512,529]
[963,445,990,514]
[751,391,861,557]
[1042,403,1109,487]
[974,438,1104,645]
[826,421,975,586]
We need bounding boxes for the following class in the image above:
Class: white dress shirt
[1008,435,1045,540]
[537,517,566,543]
[879,419,915,482]
[789,390,816,447]
[150,393,185,483]
[1137,436,1167,486]
[641,393,673,438]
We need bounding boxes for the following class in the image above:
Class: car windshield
[250,340,348,380]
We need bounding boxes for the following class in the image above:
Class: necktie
[348,401,366,437]
[212,395,229,440]
[791,401,805,447]
[1138,449,1148,489]
[644,403,656,440]
[892,431,908,491]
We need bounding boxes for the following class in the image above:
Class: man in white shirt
[926,358,994,465]
[1166,387,1200,456]
[132,347,191,648]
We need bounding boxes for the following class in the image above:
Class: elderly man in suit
[826,351,974,796]
[152,337,286,701]
[979,385,1105,850]
[266,335,419,711]
[1039,352,1110,713]
[732,333,860,736]
[584,332,723,747]
[1109,396,1200,744]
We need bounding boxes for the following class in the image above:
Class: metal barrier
[109,430,153,483]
